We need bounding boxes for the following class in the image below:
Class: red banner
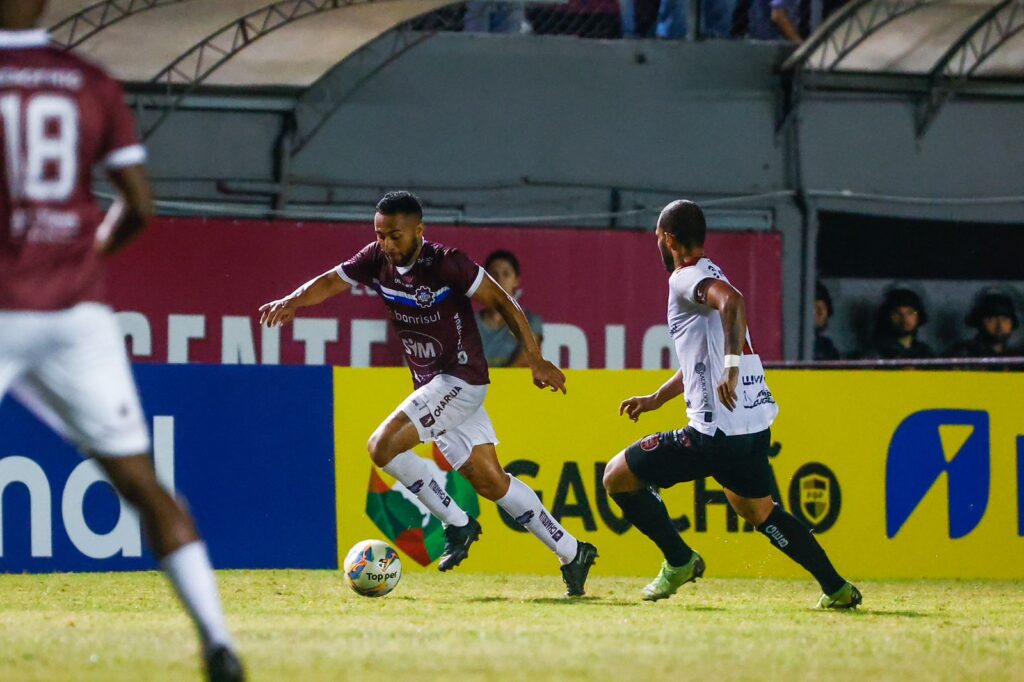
[106,218,782,367]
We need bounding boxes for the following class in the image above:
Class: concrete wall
[128,34,1024,359]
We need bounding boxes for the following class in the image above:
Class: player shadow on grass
[466,596,725,610]
[839,609,928,618]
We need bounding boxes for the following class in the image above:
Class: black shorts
[624,426,774,499]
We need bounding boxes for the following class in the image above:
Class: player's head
[375,191,424,267]
[655,200,706,272]
[0,0,47,29]
[967,291,1017,342]
[485,250,521,296]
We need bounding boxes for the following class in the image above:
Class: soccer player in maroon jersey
[261,192,599,596]
[0,3,244,679]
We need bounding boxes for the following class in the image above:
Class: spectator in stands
[620,0,661,37]
[464,2,529,33]
[746,0,803,43]
[814,281,840,361]
[947,290,1021,359]
[476,250,544,367]
[861,287,935,360]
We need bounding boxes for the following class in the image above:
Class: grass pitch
[0,571,1022,681]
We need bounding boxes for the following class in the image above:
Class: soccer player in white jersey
[260,192,598,596]
[0,2,243,679]
[602,200,861,608]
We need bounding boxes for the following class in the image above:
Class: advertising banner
[106,217,782,368]
[334,368,1024,580]
[0,366,337,572]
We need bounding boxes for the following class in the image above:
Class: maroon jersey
[336,240,490,388]
[0,29,146,311]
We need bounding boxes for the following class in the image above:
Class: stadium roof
[41,0,452,87]
[786,0,1024,80]
[783,0,1024,135]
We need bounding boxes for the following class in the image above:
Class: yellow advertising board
[334,368,1024,579]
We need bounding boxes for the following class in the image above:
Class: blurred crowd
[815,282,1024,365]
[424,0,852,42]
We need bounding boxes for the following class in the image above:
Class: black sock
[757,506,846,594]
[611,489,694,567]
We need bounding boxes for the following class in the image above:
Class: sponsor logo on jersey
[886,409,989,538]
[639,434,661,451]
[400,331,443,368]
[419,413,435,428]
[743,387,776,409]
[408,479,425,494]
[392,309,441,325]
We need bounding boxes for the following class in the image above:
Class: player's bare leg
[96,454,244,681]
[459,444,597,596]
[367,411,477,571]
[724,488,861,609]
[603,451,704,601]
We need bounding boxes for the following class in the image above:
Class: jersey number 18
[0,92,79,204]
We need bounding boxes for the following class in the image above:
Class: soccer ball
[343,539,402,597]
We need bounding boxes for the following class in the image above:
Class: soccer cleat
[438,517,482,572]
[641,552,705,602]
[561,542,599,597]
[205,645,245,682]
[816,581,862,610]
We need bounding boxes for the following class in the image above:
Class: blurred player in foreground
[0,2,243,679]
[602,200,861,608]
[260,191,598,596]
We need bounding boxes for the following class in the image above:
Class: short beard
[392,239,421,267]
[660,244,675,273]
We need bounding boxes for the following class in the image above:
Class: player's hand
[259,297,298,327]
[619,394,658,422]
[531,359,567,394]
[717,367,740,411]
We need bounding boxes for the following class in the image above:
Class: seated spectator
[476,250,544,367]
[947,290,1021,359]
[861,287,934,360]
[814,281,840,361]
[746,0,803,43]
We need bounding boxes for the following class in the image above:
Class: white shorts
[397,374,498,471]
[0,303,150,457]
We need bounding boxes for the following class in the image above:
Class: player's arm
[619,369,683,422]
[98,165,153,256]
[259,269,351,327]
[472,274,566,393]
[701,279,747,411]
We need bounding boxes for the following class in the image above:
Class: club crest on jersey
[414,286,436,308]
[640,434,661,451]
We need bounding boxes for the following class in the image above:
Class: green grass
[0,571,1022,681]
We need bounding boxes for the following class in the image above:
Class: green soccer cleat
[816,582,863,610]
[641,552,705,602]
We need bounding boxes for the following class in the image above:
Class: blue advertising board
[0,365,337,572]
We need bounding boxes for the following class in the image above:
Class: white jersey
[667,257,778,436]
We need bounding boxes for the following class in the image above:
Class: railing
[765,357,1024,370]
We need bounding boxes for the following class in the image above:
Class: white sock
[496,475,579,565]
[160,541,235,653]
[382,450,469,527]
